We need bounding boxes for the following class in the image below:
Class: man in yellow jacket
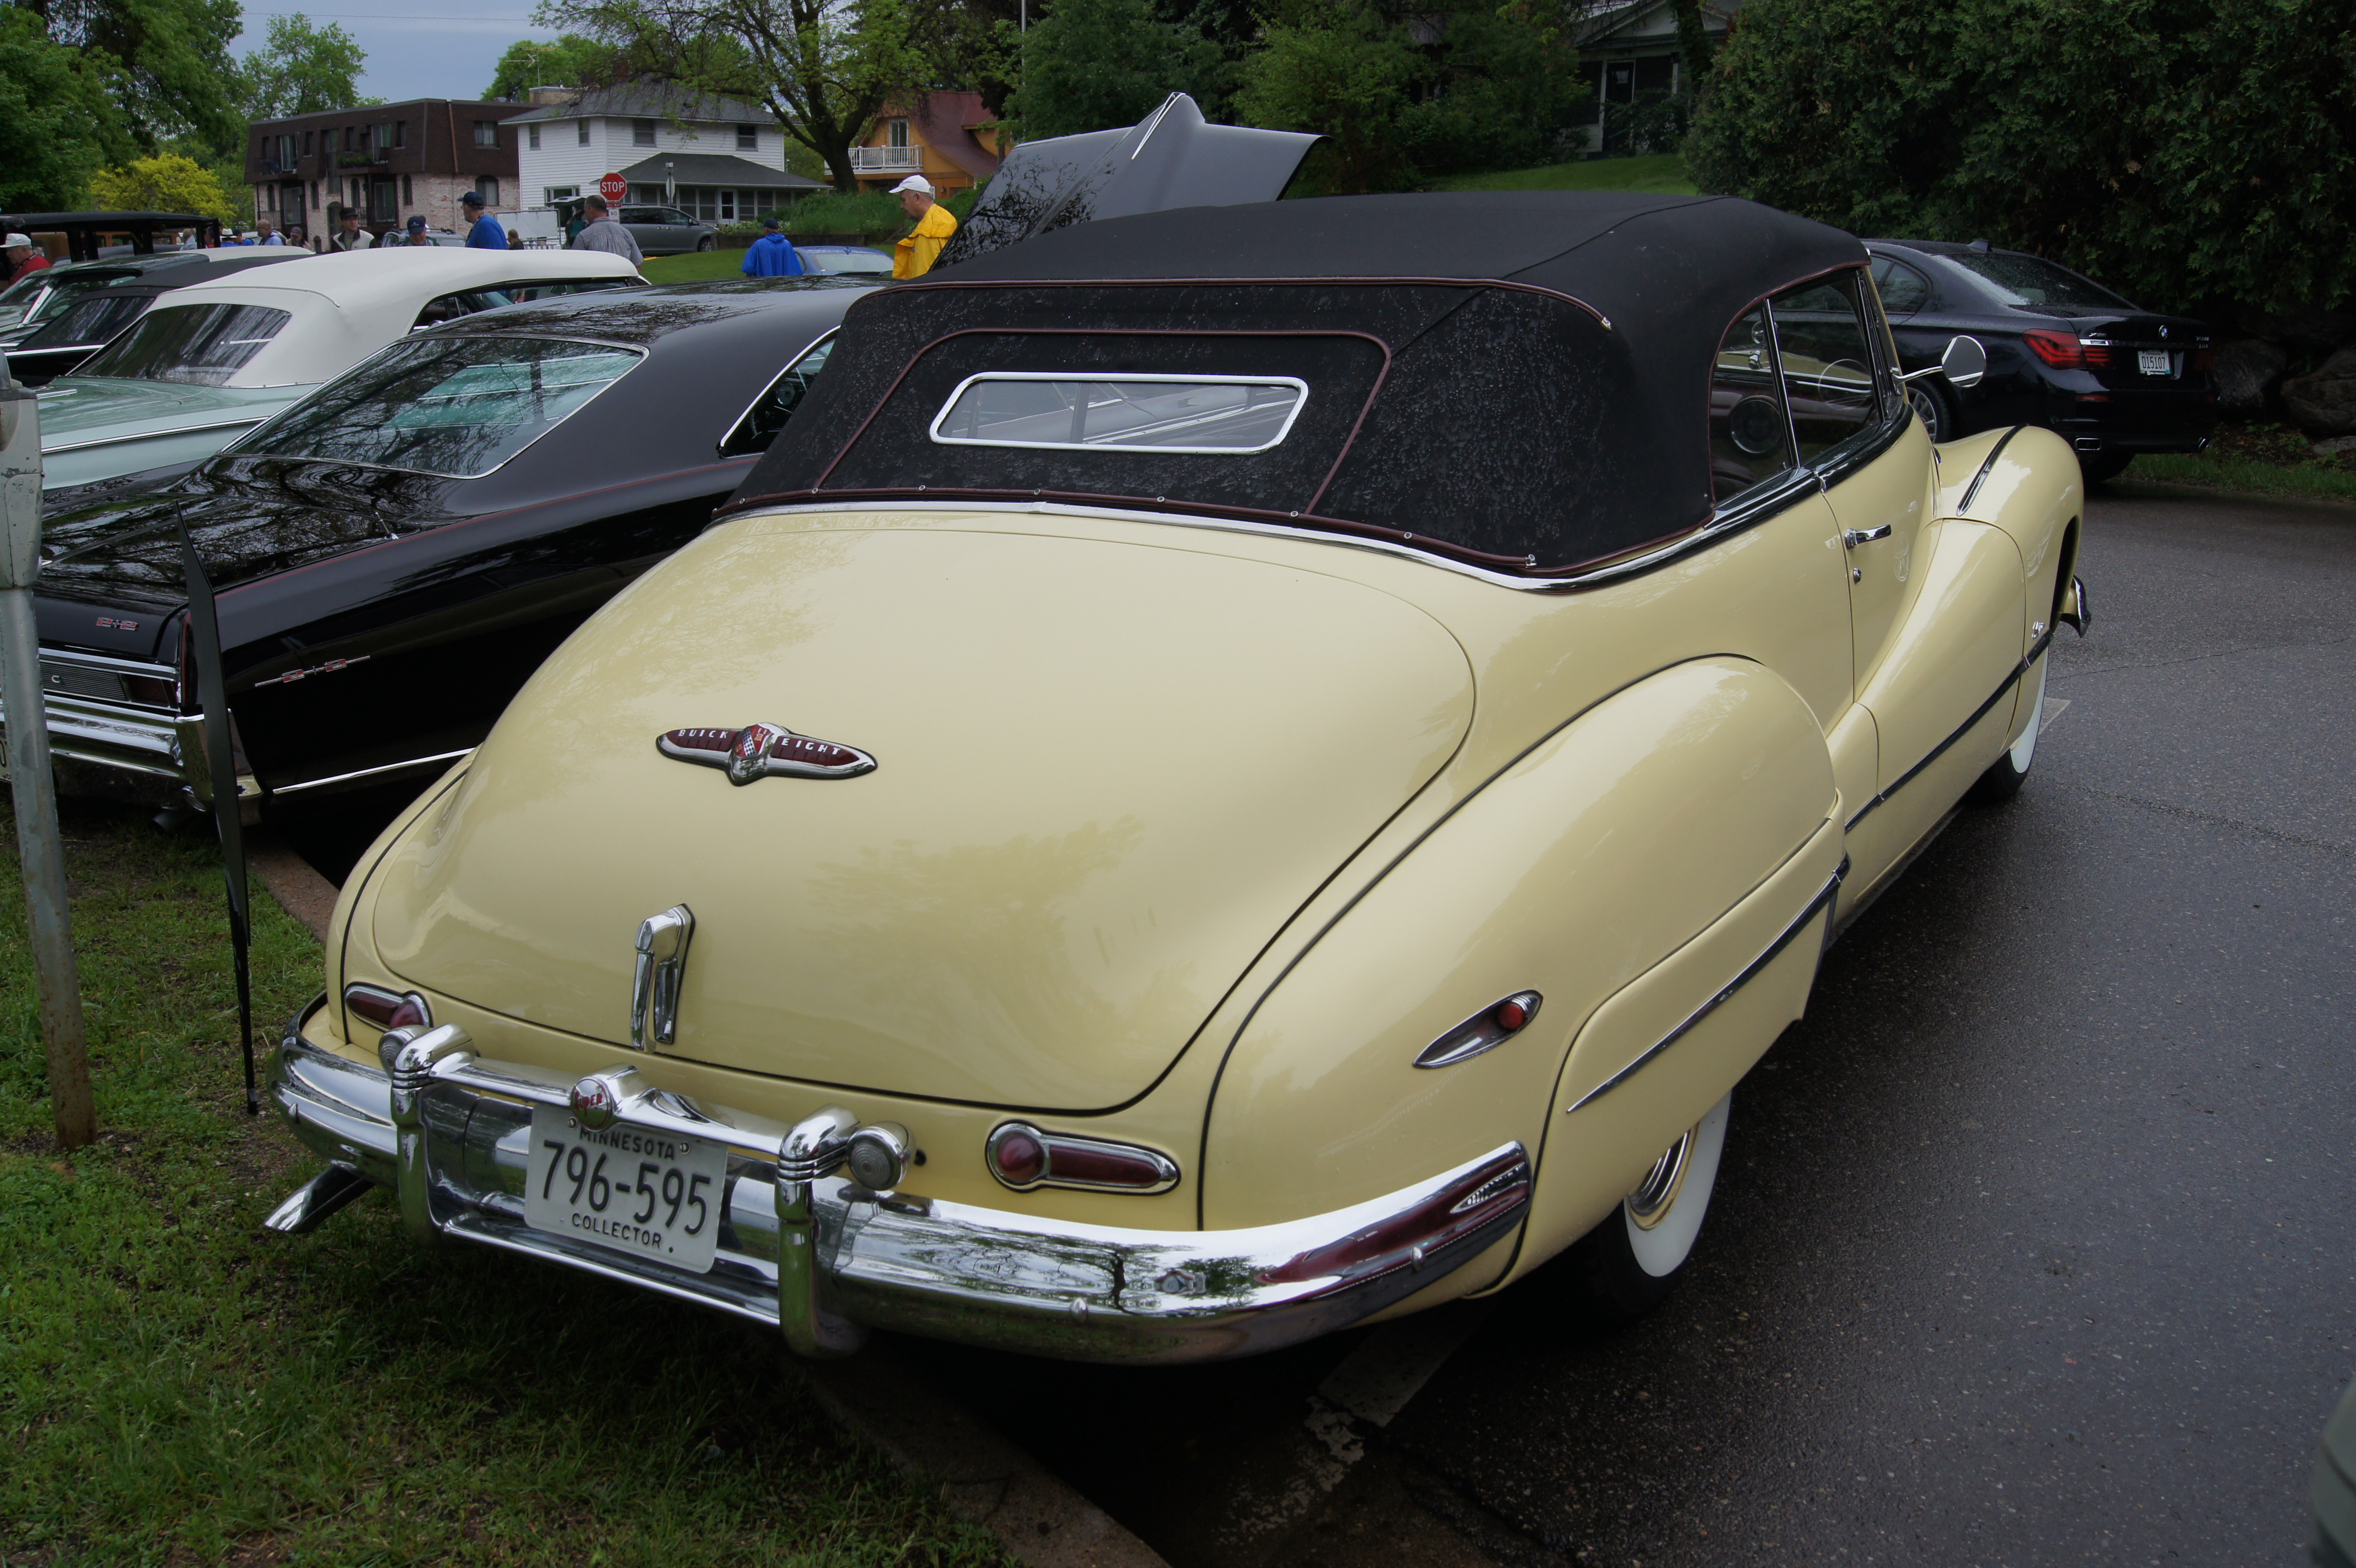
[891,175,958,279]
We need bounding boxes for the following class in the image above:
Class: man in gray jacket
[569,195,643,264]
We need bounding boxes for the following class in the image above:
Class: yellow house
[851,91,1003,195]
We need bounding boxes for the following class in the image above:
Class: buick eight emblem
[656,722,877,785]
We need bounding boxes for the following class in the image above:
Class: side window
[721,336,835,456]
[1709,305,1794,505]
[1869,255,1931,316]
[1770,272,1880,465]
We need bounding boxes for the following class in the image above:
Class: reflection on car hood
[35,377,305,447]
[34,462,441,613]
[369,514,1475,1110]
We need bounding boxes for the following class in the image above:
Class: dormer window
[634,119,657,147]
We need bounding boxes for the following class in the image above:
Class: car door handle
[1842,525,1893,548]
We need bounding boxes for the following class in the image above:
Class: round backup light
[845,1123,911,1191]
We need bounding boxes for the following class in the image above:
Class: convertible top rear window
[239,335,641,478]
[931,374,1308,454]
[76,302,291,385]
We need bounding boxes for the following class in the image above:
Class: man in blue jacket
[739,217,804,278]
[460,190,507,249]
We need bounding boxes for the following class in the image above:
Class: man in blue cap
[459,190,506,249]
[739,215,803,278]
[400,215,435,246]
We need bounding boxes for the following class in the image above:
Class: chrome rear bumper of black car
[267,997,1530,1364]
[0,652,259,802]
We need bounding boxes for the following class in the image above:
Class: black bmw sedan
[1867,239,2215,481]
[16,276,873,870]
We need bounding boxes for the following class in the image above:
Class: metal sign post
[0,374,95,1150]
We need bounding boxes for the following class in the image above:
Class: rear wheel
[1557,1091,1732,1329]
[2079,450,2133,484]
[1970,653,2047,803]
[1906,377,1955,443]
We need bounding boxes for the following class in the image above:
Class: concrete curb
[777,1335,1171,1567]
[246,829,339,941]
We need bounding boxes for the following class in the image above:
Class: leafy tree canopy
[87,148,236,217]
[1687,0,2356,315]
[1234,0,1590,193]
[0,5,115,209]
[483,31,625,97]
[28,0,245,152]
[1010,0,1225,138]
[241,11,367,117]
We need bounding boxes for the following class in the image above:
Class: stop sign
[597,171,627,203]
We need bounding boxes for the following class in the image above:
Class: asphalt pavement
[898,482,2356,1567]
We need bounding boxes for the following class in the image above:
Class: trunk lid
[369,517,1474,1109]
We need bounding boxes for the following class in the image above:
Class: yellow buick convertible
[266,192,2089,1361]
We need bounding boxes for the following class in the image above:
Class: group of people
[733,173,958,281]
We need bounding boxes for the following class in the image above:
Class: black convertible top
[729,193,1864,577]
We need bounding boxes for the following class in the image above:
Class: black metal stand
[179,522,255,1114]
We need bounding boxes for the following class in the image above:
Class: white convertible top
[135,248,643,388]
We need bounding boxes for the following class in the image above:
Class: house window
[544,185,578,203]
[394,121,406,148]
[475,177,501,208]
[377,123,394,154]
[720,189,736,221]
[633,119,657,147]
[309,181,319,209]
[578,120,591,146]
[303,130,313,155]
[401,174,413,204]
[474,121,498,148]
[528,124,541,150]
[357,124,371,150]
[737,124,757,151]
[888,117,910,148]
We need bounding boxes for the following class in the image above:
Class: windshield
[239,335,642,478]
[1946,250,2136,313]
[74,302,292,384]
[23,292,149,350]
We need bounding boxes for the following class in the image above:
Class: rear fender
[1943,423,2081,671]
[1201,656,1838,1251]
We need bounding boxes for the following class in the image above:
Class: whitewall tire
[1558,1091,1733,1328]
[1970,653,2047,803]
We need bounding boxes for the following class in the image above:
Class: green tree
[1010,0,1225,138]
[482,31,622,97]
[531,0,952,191]
[240,12,367,117]
[1234,0,1587,192]
[27,0,245,153]
[88,148,235,217]
[1688,0,2356,314]
[0,6,115,208]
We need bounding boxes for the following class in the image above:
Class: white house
[501,85,823,223]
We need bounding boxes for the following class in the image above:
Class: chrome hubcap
[1626,1126,1696,1230]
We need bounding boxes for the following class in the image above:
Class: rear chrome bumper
[267,997,1530,1364]
[0,653,258,802]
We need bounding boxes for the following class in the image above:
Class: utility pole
[0,369,95,1151]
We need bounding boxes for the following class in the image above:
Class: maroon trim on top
[809,327,1394,516]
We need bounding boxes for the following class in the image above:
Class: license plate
[2138,349,2170,376]
[524,1103,728,1272]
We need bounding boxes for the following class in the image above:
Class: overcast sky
[232,1,549,105]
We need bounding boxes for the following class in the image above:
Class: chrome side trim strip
[1562,859,1847,1116]
[1844,628,2053,832]
[270,748,476,796]
[1956,424,2025,514]
[43,416,266,459]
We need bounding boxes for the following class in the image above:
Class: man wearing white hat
[4,233,48,288]
[890,174,957,280]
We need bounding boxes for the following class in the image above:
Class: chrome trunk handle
[631,905,695,1048]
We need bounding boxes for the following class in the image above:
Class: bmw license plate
[523,1103,727,1272]
[2138,348,2170,376]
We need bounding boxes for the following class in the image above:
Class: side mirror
[1938,334,1987,388]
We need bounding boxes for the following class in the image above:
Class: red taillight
[2193,345,2214,372]
[345,984,430,1032]
[985,1122,1177,1193]
[1414,990,1544,1069]
[2024,329,2109,369]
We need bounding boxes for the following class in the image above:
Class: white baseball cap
[3,234,30,250]
[888,175,934,197]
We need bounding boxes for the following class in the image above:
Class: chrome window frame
[926,371,1312,456]
[718,327,839,458]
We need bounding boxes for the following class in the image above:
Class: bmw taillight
[2193,343,2214,372]
[2024,330,2110,369]
[345,983,431,1033]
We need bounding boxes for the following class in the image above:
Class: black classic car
[18,277,871,866]
[4,250,309,385]
[1868,239,2215,479]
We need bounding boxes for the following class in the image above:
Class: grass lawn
[0,798,1008,1567]
[2130,420,2356,503]
[1428,153,1699,195]
[640,248,751,284]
